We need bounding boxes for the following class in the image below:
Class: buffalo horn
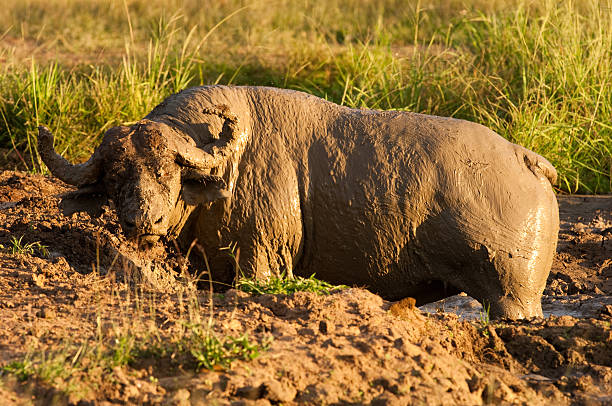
[37,126,102,186]
[175,105,245,169]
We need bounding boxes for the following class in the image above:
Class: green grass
[5,235,49,257]
[1,359,34,382]
[0,328,267,400]
[236,273,347,295]
[0,340,127,395]
[184,323,269,371]
[478,302,491,336]
[0,0,610,192]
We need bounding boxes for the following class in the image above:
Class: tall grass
[0,15,207,170]
[0,0,610,192]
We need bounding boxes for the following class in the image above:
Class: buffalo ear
[59,184,108,217]
[181,169,231,205]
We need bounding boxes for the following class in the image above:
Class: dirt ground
[0,170,610,405]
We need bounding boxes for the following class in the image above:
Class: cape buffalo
[38,85,559,319]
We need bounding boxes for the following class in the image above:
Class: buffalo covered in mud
[38,85,559,319]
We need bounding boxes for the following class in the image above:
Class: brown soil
[0,170,610,405]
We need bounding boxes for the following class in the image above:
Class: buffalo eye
[181,169,231,205]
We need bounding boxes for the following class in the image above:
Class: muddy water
[419,293,612,320]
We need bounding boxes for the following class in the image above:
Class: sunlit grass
[5,235,49,257]
[236,273,347,295]
[0,0,610,192]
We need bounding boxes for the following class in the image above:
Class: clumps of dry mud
[546,196,612,297]
[0,171,184,289]
[0,171,611,405]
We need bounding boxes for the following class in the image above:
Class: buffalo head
[37,105,245,247]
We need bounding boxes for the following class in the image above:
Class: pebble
[393,337,421,357]
[235,384,263,400]
[35,306,56,319]
[262,380,296,403]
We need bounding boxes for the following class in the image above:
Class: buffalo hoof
[489,297,544,320]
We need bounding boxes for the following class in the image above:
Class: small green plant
[111,334,137,367]
[0,335,148,399]
[0,347,82,388]
[1,359,34,382]
[8,236,49,257]
[478,302,491,336]
[185,323,269,371]
[236,272,347,295]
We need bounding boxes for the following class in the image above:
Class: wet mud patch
[0,171,610,405]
